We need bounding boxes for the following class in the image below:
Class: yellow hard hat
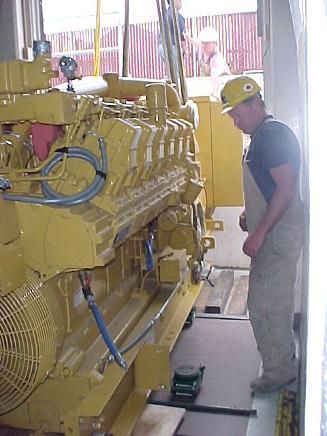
[220,76,261,113]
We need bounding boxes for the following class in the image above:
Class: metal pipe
[170,0,188,103]
[0,152,68,182]
[94,0,102,76]
[106,275,182,367]
[102,73,182,114]
[122,0,130,77]
[3,134,108,206]
[148,399,257,416]
[121,282,178,353]
[160,0,179,90]
[156,0,171,81]
[195,313,249,321]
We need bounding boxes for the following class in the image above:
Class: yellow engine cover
[193,96,244,207]
[0,57,210,435]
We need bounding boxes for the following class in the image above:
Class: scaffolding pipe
[122,0,130,77]
[160,0,179,92]
[170,0,188,103]
[156,0,171,81]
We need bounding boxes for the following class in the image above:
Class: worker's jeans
[243,162,304,380]
[247,229,302,380]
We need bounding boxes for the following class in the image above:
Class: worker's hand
[239,211,248,232]
[242,230,265,258]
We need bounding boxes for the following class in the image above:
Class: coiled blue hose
[3,138,108,207]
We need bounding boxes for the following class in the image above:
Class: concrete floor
[246,367,298,436]
[150,316,261,436]
[187,267,298,436]
[0,268,298,436]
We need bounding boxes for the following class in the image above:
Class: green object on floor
[275,389,298,436]
[171,364,205,397]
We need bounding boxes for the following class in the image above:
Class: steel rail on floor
[148,399,257,417]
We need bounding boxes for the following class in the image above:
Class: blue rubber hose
[86,294,128,371]
[145,238,154,271]
[3,138,108,207]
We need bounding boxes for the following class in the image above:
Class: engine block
[0,53,210,435]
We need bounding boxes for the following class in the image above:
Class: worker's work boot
[250,373,296,394]
[250,354,297,394]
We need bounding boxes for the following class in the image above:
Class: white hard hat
[198,26,218,43]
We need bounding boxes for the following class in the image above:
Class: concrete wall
[206,207,250,269]
[259,0,307,314]
[261,0,301,136]
[259,1,311,433]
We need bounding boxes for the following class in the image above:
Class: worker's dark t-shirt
[167,7,186,44]
[245,116,301,204]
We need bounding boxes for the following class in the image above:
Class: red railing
[47,12,262,84]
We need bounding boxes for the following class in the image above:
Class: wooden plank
[195,282,212,313]
[226,275,249,315]
[205,270,234,314]
[132,404,185,436]
[195,265,222,313]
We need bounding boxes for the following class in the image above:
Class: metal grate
[0,270,57,414]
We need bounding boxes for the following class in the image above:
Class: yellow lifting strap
[94,0,102,76]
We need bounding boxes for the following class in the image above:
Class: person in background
[158,0,191,68]
[197,26,230,98]
[220,76,304,394]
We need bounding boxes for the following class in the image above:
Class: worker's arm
[210,52,231,76]
[181,40,187,57]
[242,163,296,258]
[184,31,198,46]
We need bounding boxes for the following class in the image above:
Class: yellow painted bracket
[205,219,224,232]
[134,344,171,392]
[201,235,215,250]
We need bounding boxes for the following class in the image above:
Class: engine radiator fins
[0,270,57,414]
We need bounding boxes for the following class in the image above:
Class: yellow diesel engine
[0,49,213,435]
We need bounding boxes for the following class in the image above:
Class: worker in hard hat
[197,26,230,98]
[220,76,304,394]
